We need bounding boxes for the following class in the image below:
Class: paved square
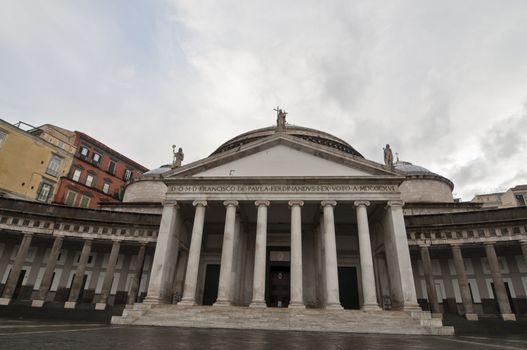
[1,319,526,350]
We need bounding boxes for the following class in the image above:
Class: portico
[141,174,420,312]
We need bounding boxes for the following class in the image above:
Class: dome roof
[211,124,363,158]
[142,165,171,177]
[395,161,454,189]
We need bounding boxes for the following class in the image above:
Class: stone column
[214,200,238,306]
[32,236,64,307]
[384,200,420,311]
[451,244,478,320]
[419,245,441,316]
[520,240,527,267]
[95,240,121,310]
[484,242,515,321]
[250,201,270,307]
[321,200,342,309]
[0,233,33,305]
[127,243,147,305]
[172,250,189,303]
[179,200,207,306]
[65,239,93,309]
[289,200,305,309]
[355,201,381,310]
[144,200,181,304]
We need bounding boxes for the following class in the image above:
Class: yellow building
[0,119,75,202]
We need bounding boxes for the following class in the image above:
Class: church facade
[0,114,526,334]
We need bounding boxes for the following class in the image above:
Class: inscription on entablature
[169,184,398,194]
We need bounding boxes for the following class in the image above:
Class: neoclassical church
[0,112,525,335]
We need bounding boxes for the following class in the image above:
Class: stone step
[112,304,454,335]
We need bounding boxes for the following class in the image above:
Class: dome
[211,124,364,158]
[142,165,171,177]
[395,160,454,203]
[395,161,441,177]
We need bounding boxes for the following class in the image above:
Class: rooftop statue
[274,106,287,132]
[383,144,394,167]
[172,145,184,168]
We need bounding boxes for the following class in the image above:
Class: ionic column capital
[288,200,304,207]
[450,243,462,248]
[519,239,527,245]
[354,200,370,208]
[193,200,207,207]
[419,243,431,248]
[23,232,34,238]
[255,200,270,207]
[162,200,179,208]
[484,241,496,247]
[386,200,404,208]
[321,200,337,208]
[223,200,239,207]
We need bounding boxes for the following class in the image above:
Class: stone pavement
[1,319,527,350]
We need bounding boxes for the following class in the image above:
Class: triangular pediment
[163,134,402,179]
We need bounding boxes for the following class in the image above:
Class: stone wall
[123,180,167,203]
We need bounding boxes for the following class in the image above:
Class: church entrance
[202,264,220,305]
[338,266,360,309]
[266,248,290,308]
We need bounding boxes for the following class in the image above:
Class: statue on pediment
[172,145,184,168]
[274,106,287,132]
[383,144,393,167]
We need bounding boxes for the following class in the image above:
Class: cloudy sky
[1,0,526,200]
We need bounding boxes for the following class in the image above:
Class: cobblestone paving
[0,319,526,350]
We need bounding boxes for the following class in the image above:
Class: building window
[65,190,77,206]
[123,169,132,181]
[72,168,82,182]
[46,155,62,177]
[102,182,110,194]
[79,146,89,158]
[515,194,526,206]
[37,183,52,202]
[0,129,6,148]
[108,160,116,174]
[92,152,102,166]
[79,194,90,208]
[85,174,94,187]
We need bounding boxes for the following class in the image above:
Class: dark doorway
[338,266,360,309]
[504,282,516,314]
[202,264,220,305]
[12,270,26,299]
[267,266,290,307]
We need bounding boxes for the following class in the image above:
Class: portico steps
[111,304,454,335]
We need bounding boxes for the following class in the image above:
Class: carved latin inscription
[170,184,397,194]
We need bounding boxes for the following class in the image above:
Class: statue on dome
[383,144,394,167]
[274,106,287,132]
[172,145,184,168]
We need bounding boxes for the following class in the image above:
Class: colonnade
[145,199,419,311]
[0,233,148,309]
[419,241,524,321]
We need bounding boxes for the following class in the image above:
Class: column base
[178,299,197,306]
[95,303,107,310]
[64,301,77,309]
[402,304,422,311]
[465,313,478,321]
[288,302,305,309]
[31,300,45,308]
[325,302,344,310]
[142,296,165,305]
[249,301,267,308]
[361,304,381,311]
[502,313,516,321]
[0,297,11,305]
[213,300,232,307]
[431,313,443,319]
